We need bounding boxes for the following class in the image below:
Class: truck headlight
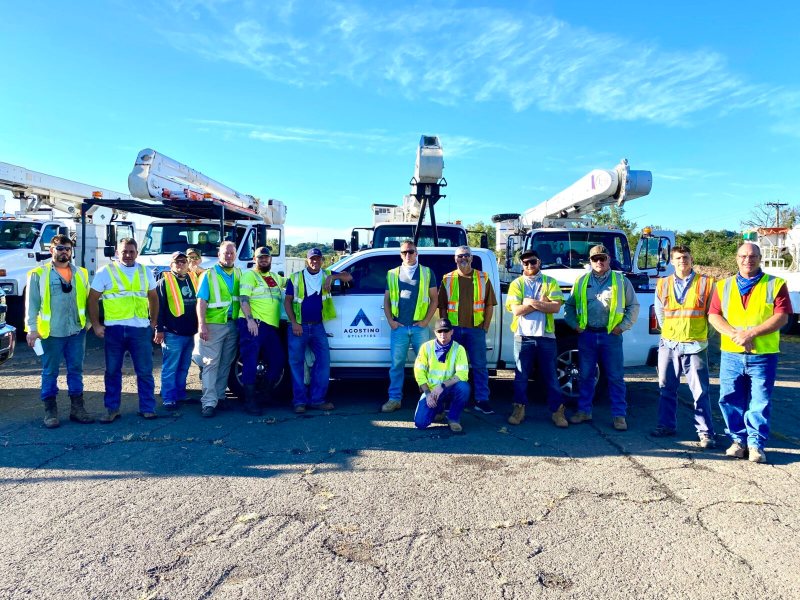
[0,282,16,295]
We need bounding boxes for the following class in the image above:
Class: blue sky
[2,1,798,244]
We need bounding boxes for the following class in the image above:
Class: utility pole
[766,202,788,227]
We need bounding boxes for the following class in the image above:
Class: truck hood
[538,265,592,288]
[0,248,45,279]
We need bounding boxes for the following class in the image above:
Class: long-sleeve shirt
[564,271,639,332]
[654,272,707,354]
[26,264,84,337]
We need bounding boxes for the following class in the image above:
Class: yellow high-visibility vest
[240,269,285,327]
[413,341,469,388]
[25,263,89,338]
[717,274,784,354]
[505,274,563,334]
[571,271,626,333]
[202,266,241,324]
[103,263,149,322]
[289,269,336,323]
[387,265,432,322]
[656,273,713,342]
[443,270,489,327]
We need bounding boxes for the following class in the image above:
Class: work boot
[507,403,526,426]
[551,404,569,428]
[43,398,60,429]
[613,416,628,431]
[569,411,592,424]
[244,385,261,416]
[748,446,767,464]
[69,395,95,424]
[725,441,746,459]
[381,399,402,413]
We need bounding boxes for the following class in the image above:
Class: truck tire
[555,337,598,402]
[228,349,290,404]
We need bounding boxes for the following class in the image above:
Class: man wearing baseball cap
[155,251,199,411]
[284,248,352,413]
[413,318,471,433]
[238,246,285,415]
[564,244,639,430]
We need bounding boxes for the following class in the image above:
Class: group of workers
[25,235,791,463]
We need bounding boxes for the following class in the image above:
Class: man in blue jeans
[708,242,792,464]
[504,250,567,427]
[155,251,198,411]
[438,245,497,414]
[88,238,159,423]
[25,234,94,428]
[284,248,352,414]
[564,245,639,431]
[382,240,438,413]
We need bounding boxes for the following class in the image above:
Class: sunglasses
[456,254,471,259]
[590,255,608,262]
[60,280,73,293]
[400,250,416,255]
[54,245,72,252]
[522,259,539,266]
[188,255,200,260]
[174,259,188,264]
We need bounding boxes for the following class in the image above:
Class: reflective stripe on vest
[656,273,712,342]
[505,274,561,334]
[103,263,149,322]
[415,341,469,387]
[25,263,89,338]
[573,271,625,333]
[444,270,488,327]
[387,265,431,321]
[718,274,783,354]
[204,266,241,324]
[289,269,336,323]
[163,271,197,318]
[240,269,284,327]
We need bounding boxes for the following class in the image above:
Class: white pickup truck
[230,246,661,400]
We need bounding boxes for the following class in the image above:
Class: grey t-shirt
[387,265,436,327]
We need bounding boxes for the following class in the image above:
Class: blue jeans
[288,323,330,406]
[453,326,489,402]
[238,319,285,387]
[718,351,777,451]
[578,330,626,417]
[513,336,563,412]
[388,325,429,401]
[40,330,86,401]
[160,332,194,404]
[414,381,471,428]
[104,325,155,413]
[657,342,714,436]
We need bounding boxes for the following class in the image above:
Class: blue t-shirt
[285,270,340,323]
[197,265,237,319]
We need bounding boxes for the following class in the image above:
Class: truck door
[633,230,675,289]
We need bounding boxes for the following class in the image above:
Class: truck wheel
[228,351,289,404]
[780,314,798,335]
[555,342,598,401]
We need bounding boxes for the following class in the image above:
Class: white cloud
[152,1,796,128]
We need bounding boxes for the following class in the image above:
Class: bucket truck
[82,149,287,278]
[0,161,140,328]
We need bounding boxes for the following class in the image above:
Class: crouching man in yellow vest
[88,237,159,423]
[25,234,93,428]
[651,245,716,447]
[413,319,470,433]
[708,242,793,464]
[194,241,241,418]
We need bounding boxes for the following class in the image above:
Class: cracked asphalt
[1,334,799,599]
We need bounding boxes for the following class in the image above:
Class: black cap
[255,246,271,257]
[520,250,538,261]
[170,251,188,261]
[307,248,323,258]
[434,318,453,332]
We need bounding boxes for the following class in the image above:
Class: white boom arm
[0,161,131,216]
[521,159,652,227]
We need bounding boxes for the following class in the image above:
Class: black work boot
[244,385,262,416]
[43,398,60,429]
[69,395,95,424]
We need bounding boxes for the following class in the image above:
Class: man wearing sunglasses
[504,250,567,427]
[438,245,497,414]
[564,244,639,431]
[382,240,438,413]
[25,235,94,428]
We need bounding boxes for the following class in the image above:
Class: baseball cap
[306,248,323,258]
[255,246,271,257]
[434,318,453,333]
[171,251,188,261]
[589,245,609,258]
[520,250,538,261]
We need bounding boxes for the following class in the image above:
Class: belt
[516,335,542,341]
[584,326,608,333]
[303,321,322,325]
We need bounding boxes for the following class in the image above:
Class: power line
[765,202,788,227]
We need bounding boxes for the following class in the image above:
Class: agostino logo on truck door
[343,307,383,338]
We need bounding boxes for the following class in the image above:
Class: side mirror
[333,238,348,253]
[35,252,51,262]
[480,233,489,249]
[103,246,115,258]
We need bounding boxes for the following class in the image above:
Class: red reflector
[648,305,660,335]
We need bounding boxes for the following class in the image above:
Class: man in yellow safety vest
[651,245,716,448]
[25,234,94,428]
[708,242,793,464]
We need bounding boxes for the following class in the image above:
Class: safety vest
[413,340,469,388]
[25,263,89,339]
[505,274,563,334]
[571,271,626,333]
[202,265,241,324]
[289,269,336,323]
[717,274,784,354]
[240,269,285,327]
[387,265,432,321]
[656,273,713,342]
[103,263,150,322]
[442,270,489,327]
[162,271,197,318]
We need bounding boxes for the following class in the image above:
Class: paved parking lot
[1,334,799,599]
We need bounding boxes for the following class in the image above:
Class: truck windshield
[529,231,631,272]
[141,223,248,256]
[0,221,42,250]
[372,225,467,248]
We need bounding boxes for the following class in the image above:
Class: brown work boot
[551,404,569,428]
[569,411,592,424]
[507,403,525,426]
[43,398,60,429]
[613,416,628,431]
[69,395,95,424]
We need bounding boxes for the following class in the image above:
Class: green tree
[589,206,637,239]
[676,230,739,273]
[465,220,496,249]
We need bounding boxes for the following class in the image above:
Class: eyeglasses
[188,255,200,260]
[400,250,416,255]
[54,245,72,252]
[590,255,608,262]
[456,254,471,259]
[522,259,539,266]
[737,255,759,260]
[174,259,188,264]
[60,280,72,293]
